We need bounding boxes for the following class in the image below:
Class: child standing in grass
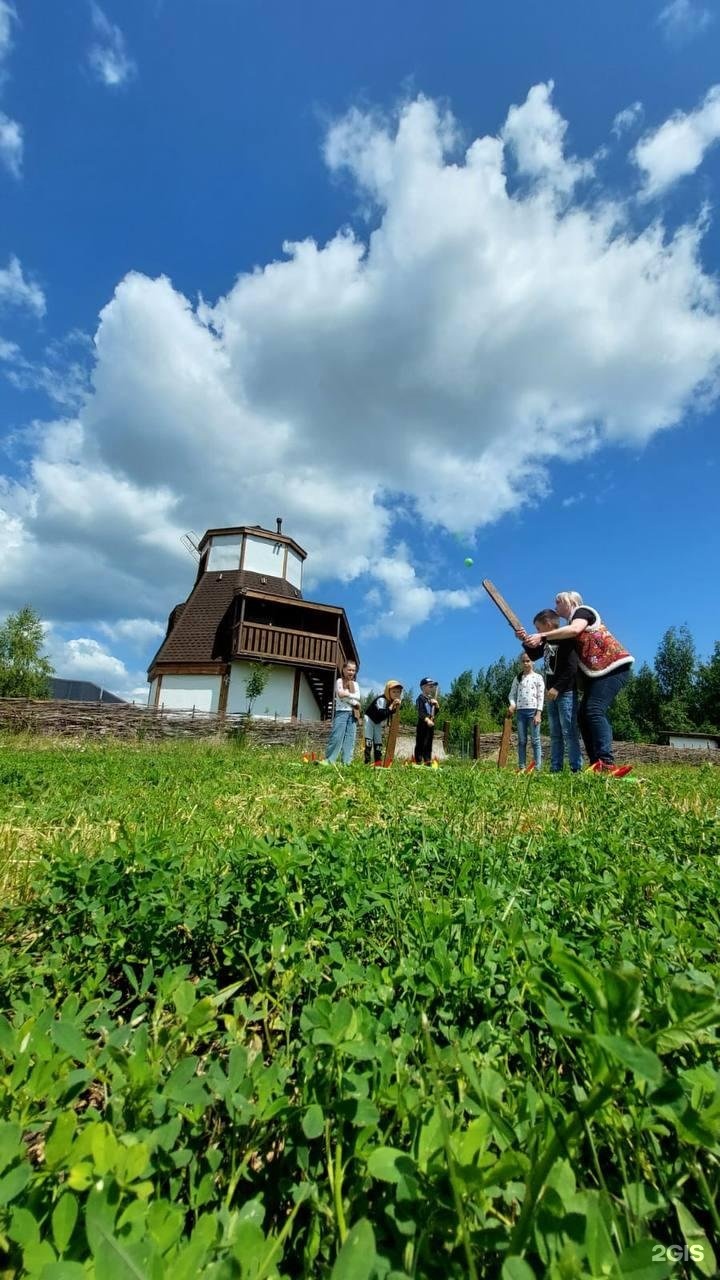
[414,678,439,765]
[364,681,403,765]
[321,661,361,765]
[508,654,544,772]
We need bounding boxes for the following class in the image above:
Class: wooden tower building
[148,520,359,719]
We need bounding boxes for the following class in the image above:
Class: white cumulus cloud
[1,85,720,642]
[362,547,484,640]
[612,102,644,138]
[0,336,19,360]
[501,81,593,194]
[633,85,720,197]
[1,330,92,409]
[98,617,166,647]
[0,255,46,315]
[88,4,136,88]
[43,628,128,686]
[0,108,21,176]
[0,1,14,65]
[657,0,713,42]
[42,625,151,701]
[0,3,22,177]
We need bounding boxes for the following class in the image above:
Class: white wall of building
[227,662,292,717]
[297,672,322,720]
[244,535,285,578]
[207,535,242,571]
[157,674,221,712]
[286,549,303,589]
[204,533,303,587]
[668,735,718,751]
[227,662,323,719]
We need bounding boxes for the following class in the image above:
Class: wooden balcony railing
[234,621,339,667]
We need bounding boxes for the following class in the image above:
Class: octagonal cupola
[197,518,305,596]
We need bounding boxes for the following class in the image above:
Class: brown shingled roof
[236,570,301,600]
[149,567,303,673]
[152,573,237,667]
[149,560,359,677]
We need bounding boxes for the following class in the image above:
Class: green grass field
[1,740,719,1279]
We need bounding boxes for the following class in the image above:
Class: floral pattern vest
[572,607,633,677]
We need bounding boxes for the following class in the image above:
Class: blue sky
[1,0,719,698]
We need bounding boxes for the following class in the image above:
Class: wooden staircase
[304,669,333,719]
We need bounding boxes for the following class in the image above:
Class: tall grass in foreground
[0,740,718,1277]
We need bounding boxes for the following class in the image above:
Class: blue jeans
[546,690,582,772]
[325,710,357,764]
[516,709,541,769]
[578,666,631,765]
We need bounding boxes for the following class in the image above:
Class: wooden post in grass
[383,708,400,767]
[473,724,480,760]
[498,712,513,768]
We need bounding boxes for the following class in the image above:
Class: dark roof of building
[51,678,126,704]
[151,569,307,670]
[151,572,237,667]
[236,570,301,600]
[149,568,359,673]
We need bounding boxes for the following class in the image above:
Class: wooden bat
[383,706,400,767]
[482,579,525,634]
[498,711,513,768]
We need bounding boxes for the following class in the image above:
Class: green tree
[608,684,641,742]
[626,663,661,741]
[481,656,518,724]
[444,669,476,718]
[443,668,499,744]
[470,689,498,733]
[244,662,271,715]
[0,606,54,698]
[399,685,418,727]
[655,625,697,706]
[695,642,720,733]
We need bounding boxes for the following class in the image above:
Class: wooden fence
[0,698,331,749]
[0,700,717,764]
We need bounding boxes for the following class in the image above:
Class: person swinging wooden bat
[483,580,633,777]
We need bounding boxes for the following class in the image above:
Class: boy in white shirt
[508,653,545,773]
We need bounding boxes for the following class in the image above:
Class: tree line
[426,626,720,744]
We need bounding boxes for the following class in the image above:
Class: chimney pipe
[276,517,283,534]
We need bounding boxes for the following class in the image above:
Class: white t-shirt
[335,679,360,711]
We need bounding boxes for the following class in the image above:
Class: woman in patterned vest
[520,592,634,775]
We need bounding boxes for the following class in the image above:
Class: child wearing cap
[415,678,439,766]
[364,681,403,765]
